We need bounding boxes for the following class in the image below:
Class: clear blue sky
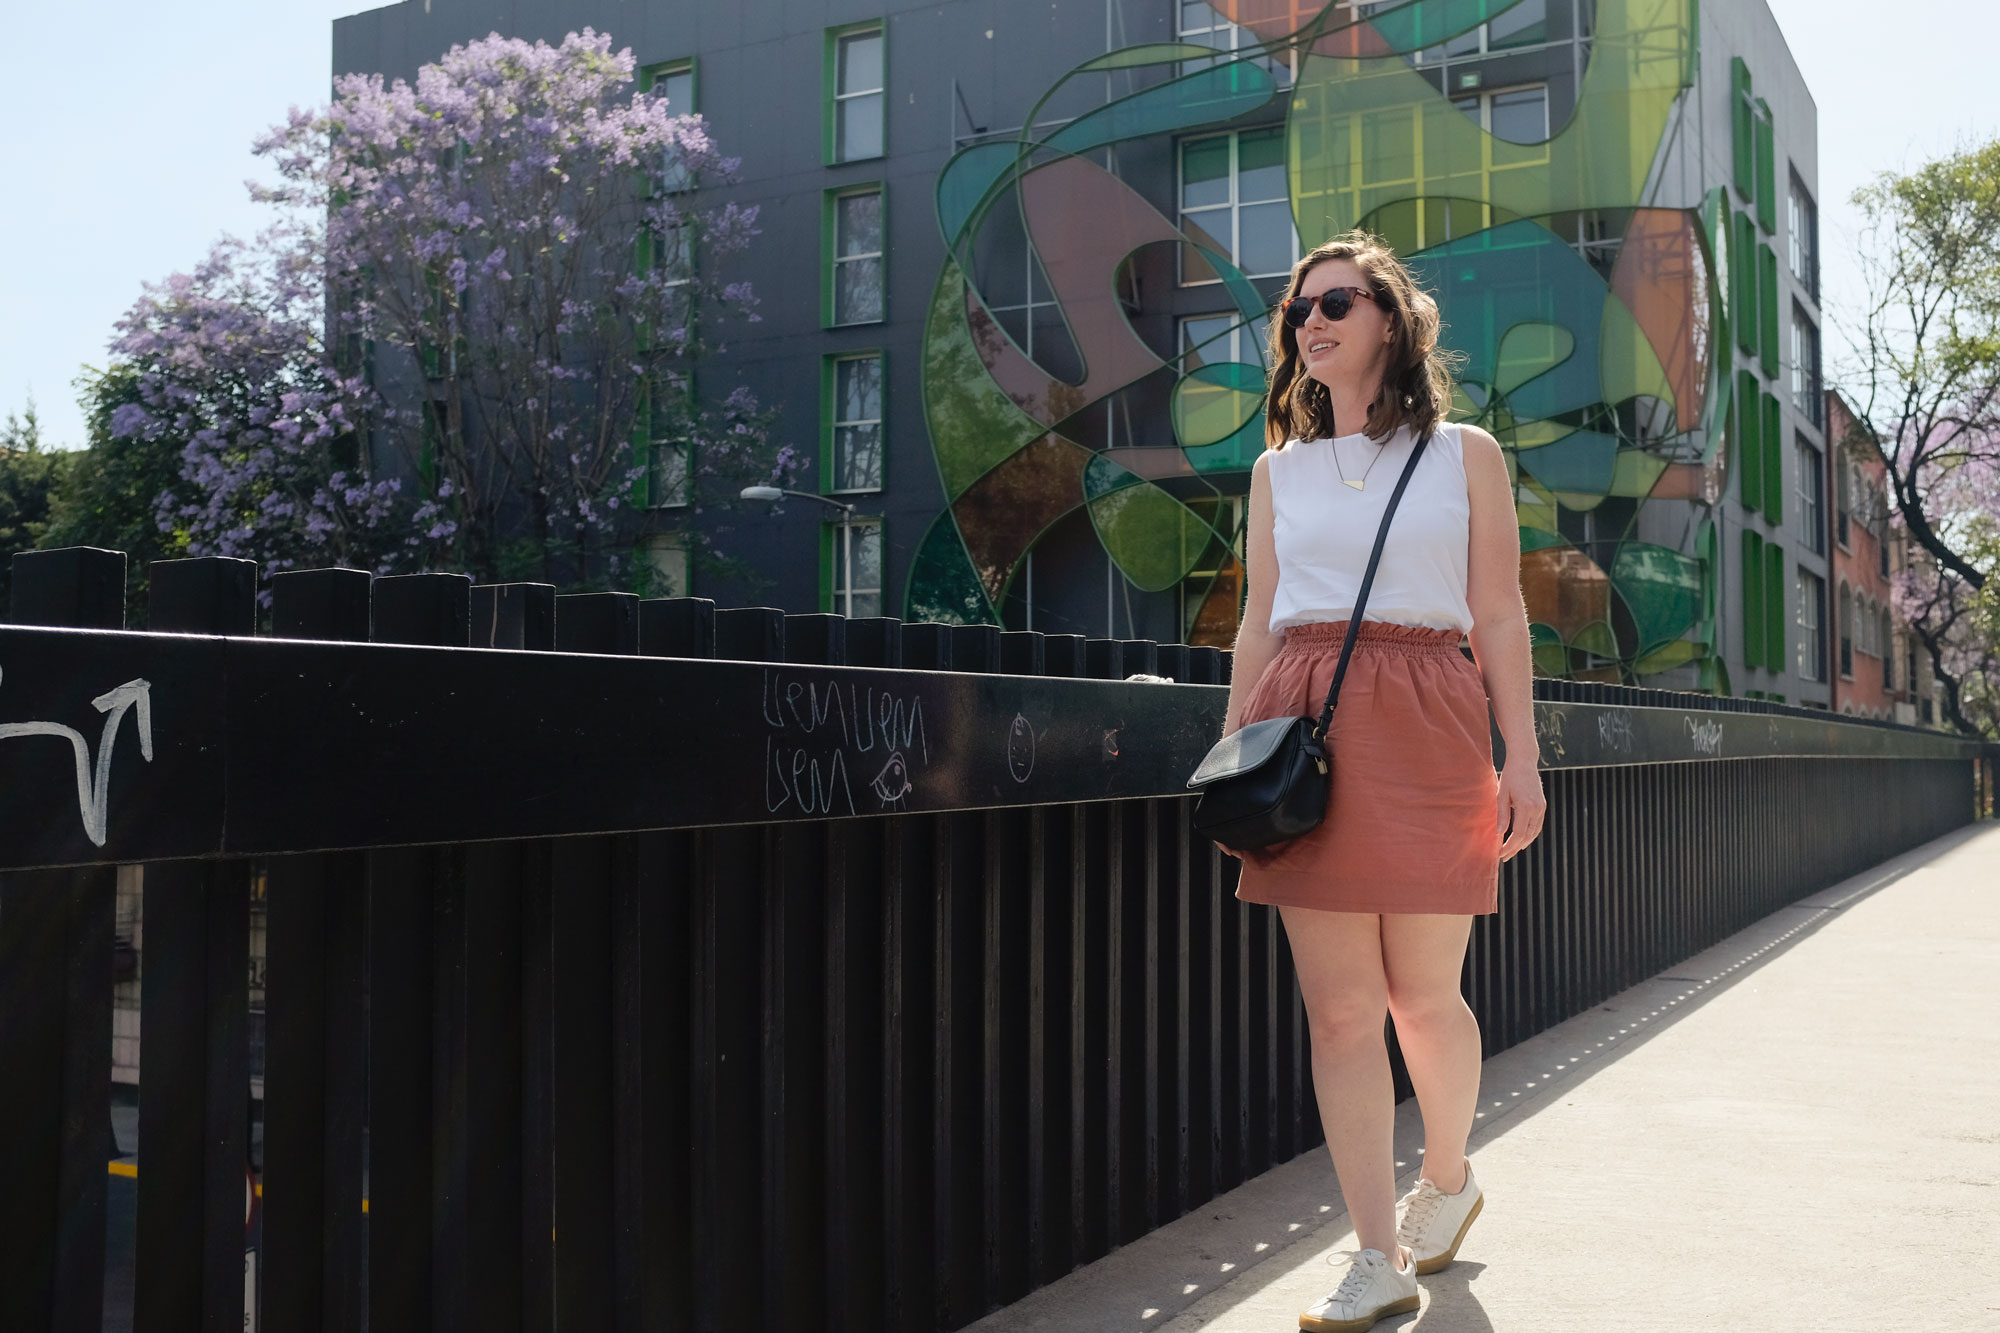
[2,0,1996,448]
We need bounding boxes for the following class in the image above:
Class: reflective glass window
[1178,129,1299,281]
[831,518,884,617]
[834,28,884,162]
[831,354,884,493]
[833,189,884,325]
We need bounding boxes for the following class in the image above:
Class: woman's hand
[1496,759,1547,861]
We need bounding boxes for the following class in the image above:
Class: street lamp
[740,485,861,617]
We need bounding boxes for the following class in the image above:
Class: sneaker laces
[1323,1249,1389,1307]
[1396,1179,1446,1244]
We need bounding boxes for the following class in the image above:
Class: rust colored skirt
[1233,620,1501,916]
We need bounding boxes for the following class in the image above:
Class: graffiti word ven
[762,670,930,816]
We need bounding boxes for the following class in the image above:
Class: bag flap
[1186,715,1315,787]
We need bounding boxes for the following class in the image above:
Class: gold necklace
[1332,433,1387,491]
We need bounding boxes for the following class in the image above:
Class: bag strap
[1313,429,1432,743]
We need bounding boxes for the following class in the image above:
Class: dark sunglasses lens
[1283,290,1354,328]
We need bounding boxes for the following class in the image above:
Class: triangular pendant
[1342,479,1365,491]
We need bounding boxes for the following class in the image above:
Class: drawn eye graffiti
[1007,713,1036,784]
[870,750,913,807]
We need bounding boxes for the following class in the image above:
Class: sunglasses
[1280,286,1378,328]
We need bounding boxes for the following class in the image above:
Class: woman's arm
[1224,449,1284,736]
[1460,423,1547,860]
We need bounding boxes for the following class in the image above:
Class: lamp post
[740,486,859,616]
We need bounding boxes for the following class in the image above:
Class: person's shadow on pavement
[1403,1260,1496,1330]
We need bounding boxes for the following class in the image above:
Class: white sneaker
[1395,1162,1484,1275]
[1298,1247,1419,1332]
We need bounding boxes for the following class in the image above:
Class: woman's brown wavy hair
[1263,230,1458,448]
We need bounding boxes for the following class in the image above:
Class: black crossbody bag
[1185,431,1430,851]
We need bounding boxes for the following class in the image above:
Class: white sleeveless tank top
[1265,421,1474,634]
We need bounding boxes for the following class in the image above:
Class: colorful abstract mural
[912,0,1739,688]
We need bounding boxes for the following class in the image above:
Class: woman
[1216,231,1546,1331]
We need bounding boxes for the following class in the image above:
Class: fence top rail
[0,622,1987,871]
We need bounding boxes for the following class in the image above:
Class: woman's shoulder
[1448,420,1502,466]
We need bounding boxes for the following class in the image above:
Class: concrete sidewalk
[971,820,2000,1332]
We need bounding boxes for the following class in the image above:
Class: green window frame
[824,184,887,327]
[630,368,693,511]
[1733,210,1758,358]
[822,350,886,495]
[639,58,698,193]
[639,57,697,111]
[1730,57,1755,201]
[820,515,885,617]
[1760,390,1783,526]
[1742,528,1764,670]
[824,21,885,165]
[1763,538,1786,672]
[1758,243,1780,378]
[1737,368,1762,512]
[1754,98,1777,233]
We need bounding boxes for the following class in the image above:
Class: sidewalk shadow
[1413,1261,1495,1332]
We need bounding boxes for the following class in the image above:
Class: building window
[1837,582,1853,678]
[828,517,883,618]
[1795,435,1824,556]
[829,187,884,326]
[828,25,884,163]
[1835,459,1851,549]
[1796,567,1825,683]
[645,370,691,509]
[1180,313,1269,372]
[1884,619,1897,691]
[645,531,691,598]
[1788,171,1818,301]
[648,437,691,509]
[642,60,698,190]
[1179,128,1297,282]
[1791,305,1821,427]
[1175,0,1295,83]
[649,212,694,326]
[828,353,883,493]
[1452,84,1550,146]
[1417,0,1551,59]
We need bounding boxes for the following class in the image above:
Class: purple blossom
[116,26,787,594]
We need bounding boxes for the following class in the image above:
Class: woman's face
[1292,258,1395,396]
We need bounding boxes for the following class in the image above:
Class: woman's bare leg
[1380,912,1480,1194]
[1277,906,1407,1265]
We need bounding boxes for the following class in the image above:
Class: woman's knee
[1303,991,1388,1055]
[1385,982,1472,1033]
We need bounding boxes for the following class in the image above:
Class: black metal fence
[0,547,1992,1333]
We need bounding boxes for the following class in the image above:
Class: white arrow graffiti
[0,668,155,847]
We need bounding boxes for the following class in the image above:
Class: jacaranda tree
[1848,137,2000,736]
[113,27,795,594]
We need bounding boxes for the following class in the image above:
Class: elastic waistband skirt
[1231,619,1500,916]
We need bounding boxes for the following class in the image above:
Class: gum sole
[1413,1191,1484,1276]
[1298,1292,1421,1332]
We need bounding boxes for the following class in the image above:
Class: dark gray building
[335,0,1829,696]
